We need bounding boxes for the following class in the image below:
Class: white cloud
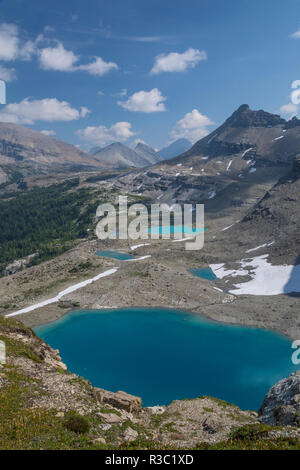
[133,138,147,146]
[150,48,207,74]
[77,122,135,147]
[97,90,105,96]
[0,23,19,61]
[280,103,298,117]
[78,56,118,76]
[38,42,79,71]
[0,98,89,124]
[40,129,56,136]
[0,23,117,78]
[19,40,37,61]
[38,43,118,76]
[118,88,166,113]
[0,23,37,62]
[170,109,214,143]
[290,28,300,39]
[0,65,16,82]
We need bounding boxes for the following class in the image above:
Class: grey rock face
[95,387,143,413]
[258,371,300,426]
[135,142,162,164]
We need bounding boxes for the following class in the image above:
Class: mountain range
[0,121,192,187]
[91,142,163,169]
[89,139,192,169]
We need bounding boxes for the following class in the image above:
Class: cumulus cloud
[0,23,19,61]
[38,42,79,71]
[118,88,166,113]
[38,42,118,75]
[0,23,37,62]
[170,109,214,143]
[150,48,207,75]
[280,103,298,117]
[0,65,16,82]
[76,122,135,147]
[0,23,117,77]
[78,56,118,76]
[40,129,56,136]
[0,98,89,125]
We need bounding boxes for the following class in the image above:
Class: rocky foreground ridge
[0,315,299,450]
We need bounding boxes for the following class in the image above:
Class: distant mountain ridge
[134,142,162,164]
[159,138,192,160]
[92,142,151,169]
[0,122,103,186]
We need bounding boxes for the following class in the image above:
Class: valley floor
[0,212,299,341]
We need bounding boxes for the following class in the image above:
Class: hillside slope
[0,315,299,450]
[0,122,102,184]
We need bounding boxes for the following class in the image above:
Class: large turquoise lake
[35,308,296,410]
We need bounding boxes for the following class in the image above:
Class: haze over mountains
[159,138,192,160]
[88,139,192,169]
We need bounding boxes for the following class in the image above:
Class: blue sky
[1,0,300,151]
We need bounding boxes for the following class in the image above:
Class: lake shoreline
[34,306,297,411]
[19,297,297,342]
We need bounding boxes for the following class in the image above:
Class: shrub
[64,413,90,434]
[229,423,271,441]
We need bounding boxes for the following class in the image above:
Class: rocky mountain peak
[225,104,286,128]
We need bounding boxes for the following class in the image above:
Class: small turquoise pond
[189,267,217,280]
[148,225,206,235]
[95,250,134,260]
[35,308,297,410]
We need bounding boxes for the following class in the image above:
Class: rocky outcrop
[95,388,142,413]
[3,253,38,276]
[258,371,300,426]
[224,104,286,128]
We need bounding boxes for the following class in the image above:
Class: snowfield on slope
[210,255,300,296]
[6,268,119,318]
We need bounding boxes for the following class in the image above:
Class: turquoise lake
[189,267,217,280]
[95,250,134,260]
[35,308,296,410]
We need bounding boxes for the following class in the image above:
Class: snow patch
[126,255,152,262]
[207,133,218,144]
[226,160,232,171]
[242,147,253,158]
[6,268,119,318]
[211,255,300,296]
[130,243,150,251]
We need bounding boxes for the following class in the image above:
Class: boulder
[258,371,300,426]
[122,427,138,442]
[95,388,142,413]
